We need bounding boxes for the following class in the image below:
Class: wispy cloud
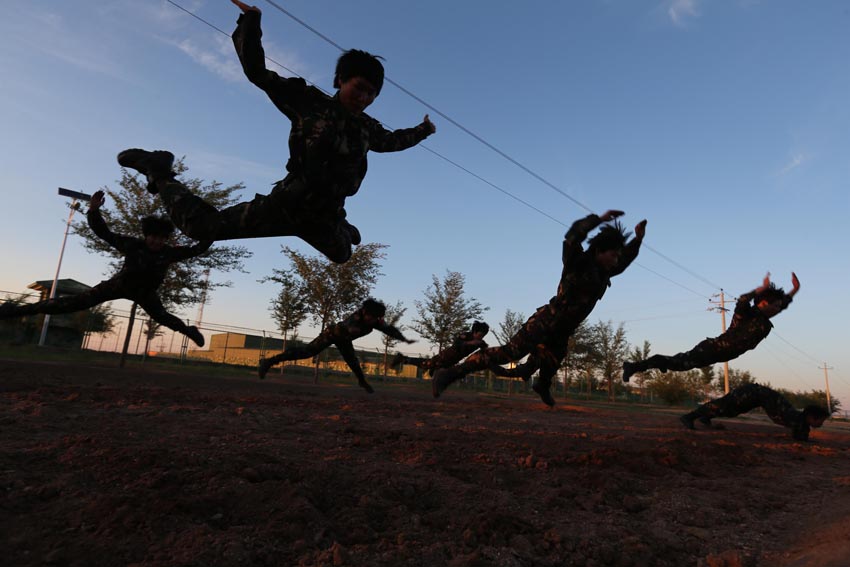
[777,152,808,176]
[668,0,701,26]
[171,34,244,83]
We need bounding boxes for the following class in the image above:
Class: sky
[1,1,848,405]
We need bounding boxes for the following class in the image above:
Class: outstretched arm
[611,219,647,276]
[376,321,415,344]
[788,272,801,298]
[231,2,307,114]
[230,0,260,13]
[563,210,623,266]
[86,190,133,252]
[168,239,214,262]
[365,114,435,153]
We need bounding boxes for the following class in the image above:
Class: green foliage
[593,320,629,400]
[270,243,387,331]
[412,270,488,351]
[267,270,308,340]
[494,309,524,346]
[380,301,407,353]
[72,159,251,314]
[774,388,840,412]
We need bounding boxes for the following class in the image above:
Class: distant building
[0,278,93,346]
[187,331,416,378]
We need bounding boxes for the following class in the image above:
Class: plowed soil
[2,358,849,567]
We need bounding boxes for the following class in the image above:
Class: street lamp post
[38,188,91,347]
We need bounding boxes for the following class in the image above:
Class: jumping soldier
[258,298,415,393]
[390,321,489,377]
[0,190,208,346]
[431,210,646,407]
[622,272,800,383]
[117,0,435,263]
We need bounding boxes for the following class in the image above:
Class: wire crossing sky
[0,1,847,405]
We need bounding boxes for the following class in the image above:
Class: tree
[493,308,526,394]
[562,320,601,398]
[626,341,656,401]
[72,159,251,343]
[267,269,308,358]
[380,301,407,375]
[266,243,387,383]
[593,320,629,401]
[270,243,387,332]
[412,270,488,352]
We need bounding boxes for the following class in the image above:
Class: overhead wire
[164,1,842,381]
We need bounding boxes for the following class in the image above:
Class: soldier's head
[755,284,787,318]
[361,298,387,324]
[803,405,830,428]
[470,320,489,339]
[141,215,174,251]
[588,221,630,270]
[335,49,384,114]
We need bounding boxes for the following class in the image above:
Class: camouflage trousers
[684,383,769,420]
[631,336,743,374]
[0,279,190,334]
[159,174,355,263]
[264,336,366,383]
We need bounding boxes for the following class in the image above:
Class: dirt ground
[2,358,849,567]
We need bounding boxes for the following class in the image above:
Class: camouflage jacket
[549,214,642,332]
[324,308,409,344]
[717,289,793,352]
[746,384,809,440]
[233,12,432,216]
[87,208,211,291]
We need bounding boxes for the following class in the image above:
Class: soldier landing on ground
[679,383,829,441]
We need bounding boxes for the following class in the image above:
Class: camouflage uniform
[628,288,793,375]
[396,330,487,377]
[261,306,411,391]
[436,213,643,398]
[0,208,210,339]
[682,383,813,441]
[155,11,433,263]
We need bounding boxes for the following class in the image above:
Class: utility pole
[818,362,833,414]
[708,289,731,393]
[39,188,91,346]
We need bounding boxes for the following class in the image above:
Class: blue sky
[1,1,848,405]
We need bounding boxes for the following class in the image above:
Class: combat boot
[389,352,406,370]
[621,361,637,383]
[258,357,274,380]
[117,148,175,194]
[431,367,463,398]
[185,326,205,347]
[532,379,555,407]
[357,378,375,394]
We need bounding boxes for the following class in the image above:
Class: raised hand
[599,210,625,222]
[230,0,261,14]
[89,190,106,210]
[634,219,647,239]
[422,114,436,134]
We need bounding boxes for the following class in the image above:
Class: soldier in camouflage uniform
[117,0,435,264]
[432,210,646,407]
[390,321,489,377]
[258,298,414,393]
[0,191,208,346]
[680,383,829,441]
[622,273,800,383]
